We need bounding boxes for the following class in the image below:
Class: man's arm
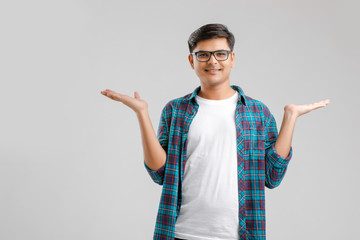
[275,99,331,158]
[137,109,167,172]
[139,104,170,185]
[274,111,296,158]
[100,89,167,185]
[264,108,293,189]
[264,99,330,189]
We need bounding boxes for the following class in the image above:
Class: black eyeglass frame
[191,50,232,62]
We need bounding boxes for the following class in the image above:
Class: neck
[197,81,236,100]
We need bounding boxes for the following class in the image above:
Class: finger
[101,89,123,101]
[309,99,329,106]
[101,89,111,95]
[315,99,330,107]
[134,91,140,99]
[323,99,330,105]
[101,90,112,97]
[307,100,330,111]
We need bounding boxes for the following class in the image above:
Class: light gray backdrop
[1,0,359,239]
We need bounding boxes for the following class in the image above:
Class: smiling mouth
[205,69,222,72]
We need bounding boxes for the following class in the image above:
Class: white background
[1,0,359,239]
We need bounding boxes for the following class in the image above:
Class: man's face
[188,37,235,87]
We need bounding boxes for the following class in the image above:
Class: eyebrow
[196,49,230,52]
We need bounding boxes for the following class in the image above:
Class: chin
[201,78,223,86]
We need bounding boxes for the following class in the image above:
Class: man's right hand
[101,88,166,174]
[100,89,148,114]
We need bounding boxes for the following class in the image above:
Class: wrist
[136,108,148,118]
[284,104,299,119]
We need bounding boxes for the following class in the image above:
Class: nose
[208,53,218,64]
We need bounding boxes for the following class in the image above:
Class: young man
[101,24,330,240]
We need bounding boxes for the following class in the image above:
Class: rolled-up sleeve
[266,143,293,169]
[263,104,293,189]
[144,161,166,185]
[144,104,169,185]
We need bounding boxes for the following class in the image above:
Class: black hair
[188,23,235,53]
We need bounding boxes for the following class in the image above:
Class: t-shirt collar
[187,84,246,106]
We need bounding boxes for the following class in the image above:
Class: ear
[188,54,195,70]
[231,51,235,68]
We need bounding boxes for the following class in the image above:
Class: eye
[198,53,209,58]
[216,52,226,56]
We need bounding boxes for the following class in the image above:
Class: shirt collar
[186,84,246,106]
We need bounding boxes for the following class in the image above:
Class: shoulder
[244,94,267,111]
[162,92,193,112]
[243,94,273,121]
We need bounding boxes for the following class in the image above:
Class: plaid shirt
[144,84,293,240]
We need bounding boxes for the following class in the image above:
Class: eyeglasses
[191,50,232,62]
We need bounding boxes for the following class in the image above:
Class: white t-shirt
[174,90,240,240]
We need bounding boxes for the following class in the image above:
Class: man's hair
[188,23,235,53]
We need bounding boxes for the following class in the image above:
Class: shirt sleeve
[263,104,293,189]
[143,104,169,185]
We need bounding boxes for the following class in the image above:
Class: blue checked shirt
[144,84,293,240]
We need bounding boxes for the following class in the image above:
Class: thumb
[134,91,140,99]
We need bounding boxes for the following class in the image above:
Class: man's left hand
[284,99,330,118]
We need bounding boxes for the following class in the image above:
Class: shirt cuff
[267,145,293,168]
[144,161,166,183]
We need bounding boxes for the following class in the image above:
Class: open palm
[285,99,330,118]
[100,89,148,114]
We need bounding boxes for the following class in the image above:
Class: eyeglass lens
[197,51,229,61]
